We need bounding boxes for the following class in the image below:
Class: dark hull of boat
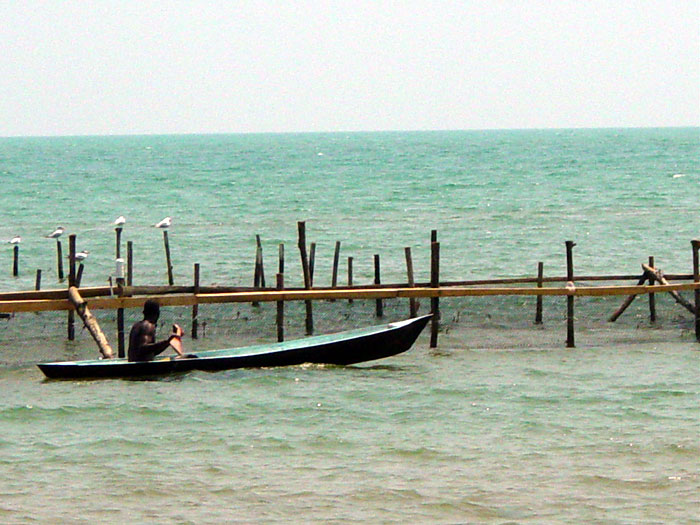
[38,315,431,380]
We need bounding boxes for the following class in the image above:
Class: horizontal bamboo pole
[1,283,699,314]
[3,272,696,303]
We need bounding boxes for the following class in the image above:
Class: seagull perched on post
[7,236,21,244]
[113,216,126,226]
[73,250,90,262]
[153,217,171,229]
[46,226,65,239]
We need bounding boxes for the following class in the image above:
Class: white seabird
[74,250,90,262]
[113,216,126,226]
[46,226,65,239]
[7,236,21,244]
[154,217,172,229]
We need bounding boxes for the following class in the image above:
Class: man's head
[143,299,160,322]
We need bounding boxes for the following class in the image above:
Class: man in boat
[128,299,185,361]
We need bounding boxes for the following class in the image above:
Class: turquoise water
[0,128,698,522]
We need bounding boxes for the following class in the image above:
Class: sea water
[0,128,698,523]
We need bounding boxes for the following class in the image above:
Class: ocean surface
[0,128,698,523]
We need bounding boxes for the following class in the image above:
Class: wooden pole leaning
[565,240,576,348]
[330,241,341,302]
[692,240,700,342]
[35,269,42,291]
[608,270,649,322]
[297,221,313,335]
[68,234,76,340]
[643,263,697,315]
[68,286,114,359]
[163,230,174,286]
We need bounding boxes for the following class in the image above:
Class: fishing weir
[1,222,699,359]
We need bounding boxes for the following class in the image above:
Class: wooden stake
[430,241,439,348]
[535,262,544,324]
[565,240,576,348]
[116,270,125,358]
[192,263,200,339]
[35,269,42,291]
[405,247,418,317]
[278,243,284,275]
[115,227,122,259]
[12,245,19,276]
[374,254,383,317]
[309,242,316,286]
[297,221,313,335]
[276,272,284,342]
[347,256,353,304]
[648,256,656,323]
[692,240,700,342]
[68,234,76,340]
[163,230,174,285]
[76,263,84,287]
[68,286,114,359]
[56,239,64,281]
[127,241,133,286]
[330,241,341,302]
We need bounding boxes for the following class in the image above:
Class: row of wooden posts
[1,222,699,359]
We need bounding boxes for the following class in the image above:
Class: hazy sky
[1,1,698,136]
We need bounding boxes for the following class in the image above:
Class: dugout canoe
[38,315,431,380]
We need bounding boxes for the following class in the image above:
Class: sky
[1,1,698,137]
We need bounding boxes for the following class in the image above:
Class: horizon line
[1,124,698,140]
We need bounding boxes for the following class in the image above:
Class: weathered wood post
[56,239,64,281]
[278,243,285,275]
[430,241,440,348]
[68,286,114,359]
[309,242,316,285]
[76,263,85,287]
[35,269,42,290]
[163,230,174,285]
[127,241,134,286]
[405,247,418,318]
[347,256,354,305]
[692,240,700,342]
[252,236,263,307]
[277,244,284,342]
[535,262,544,324]
[297,221,313,335]
[330,241,341,301]
[12,245,19,276]
[68,234,76,340]
[565,240,576,348]
[374,254,383,318]
[116,258,126,357]
[648,256,656,323]
[192,263,200,339]
[115,227,123,259]
[276,272,284,342]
